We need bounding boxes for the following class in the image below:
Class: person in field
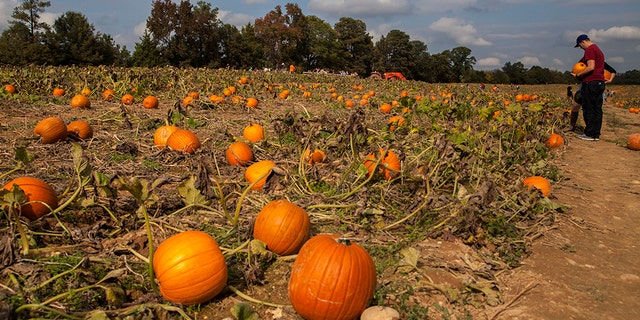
[571,34,608,141]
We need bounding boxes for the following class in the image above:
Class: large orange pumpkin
[70,94,91,108]
[572,62,586,75]
[34,117,67,144]
[2,177,58,221]
[545,133,564,148]
[152,231,228,305]
[627,133,640,151]
[245,160,276,190]
[243,123,264,143]
[523,176,551,197]
[153,125,179,150]
[253,199,311,255]
[288,234,376,320]
[142,95,159,109]
[166,129,200,154]
[225,141,253,166]
[66,120,93,140]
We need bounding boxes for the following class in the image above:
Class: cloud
[308,0,412,17]
[552,58,565,66]
[0,0,18,29]
[219,10,254,27]
[477,57,501,67]
[587,26,640,42]
[429,17,491,46]
[519,56,541,66]
[607,56,624,64]
[133,21,146,38]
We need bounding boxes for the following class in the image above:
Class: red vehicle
[370,71,406,80]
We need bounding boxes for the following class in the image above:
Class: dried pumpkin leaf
[177,176,209,206]
[231,302,259,320]
[396,247,420,273]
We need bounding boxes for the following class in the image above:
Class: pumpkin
[572,62,586,75]
[102,89,115,100]
[182,96,194,106]
[2,177,58,221]
[4,84,17,94]
[153,125,179,150]
[523,176,551,197]
[34,117,67,144]
[53,87,65,97]
[187,91,199,99]
[303,149,326,164]
[70,94,91,108]
[67,120,93,140]
[387,115,405,131]
[243,123,264,143]
[142,95,159,109]
[379,103,392,113]
[81,88,91,96]
[121,94,134,105]
[627,133,640,151]
[253,199,311,255]
[278,89,290,99]
[225,141,253,166]
[245,97,259,108]
[166,129,200,154]
[152,230,228,305]
[288,234,377,320]
[604,70,612,81]
[545,133,564,148]
[209,94,225,104]
[245,160,276,190]
[238,77,249,84]
[364,149,401,180]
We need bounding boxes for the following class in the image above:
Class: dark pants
[581,81,606,138]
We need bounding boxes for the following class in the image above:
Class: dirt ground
[483,102,640,320]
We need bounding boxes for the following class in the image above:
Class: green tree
[408,40,431,82]
[302,15,339,71]
[131,31,167,67]
[45,11,116,65]
[448,46,476,82]
[373,30,414,78]
[0,0,51,64]
[254,3,306,68]
[334,17,373,76]
[502,61,528,84]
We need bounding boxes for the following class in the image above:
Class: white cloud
[607,56,624,64]
[219,10,254,27]
[552,58,565,66]
[477,57,501,67]
[429,17,491,46]
[587,26,640,42]
[519,56,541,66]
[308,0,412,17]
[0,0,19,29]
[133,21,146,38]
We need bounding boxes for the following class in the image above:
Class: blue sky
[1,0,639,72]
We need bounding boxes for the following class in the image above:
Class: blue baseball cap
[574,34,589,47]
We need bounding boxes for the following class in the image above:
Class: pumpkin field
[1,65,639,319]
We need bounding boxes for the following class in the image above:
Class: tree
[254,3,306,68]
[448,46,476,82]
[302,15,339,71]
[334,17,373,76]
[502,62,528,84]
[10,0,51,42]
[0,0,51,64]
[373,30,414,78]
[408,40,431,82]
[45,11,117,65]
[131,31,167,67]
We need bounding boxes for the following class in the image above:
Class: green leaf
[14,146,34,164]
[230,302,259,320]
[249,239,268,257]
[177,176,209,206]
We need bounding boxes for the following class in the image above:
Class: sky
[1,0,639,72]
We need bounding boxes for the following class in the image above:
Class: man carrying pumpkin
[571,34,607,141]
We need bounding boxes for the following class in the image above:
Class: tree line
[1,0,638,84]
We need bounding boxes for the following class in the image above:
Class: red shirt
[581,44,605,82]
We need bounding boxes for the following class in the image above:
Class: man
[572,34,606,141]
[567,62,616,132]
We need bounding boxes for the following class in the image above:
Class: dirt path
[488,104,640,320]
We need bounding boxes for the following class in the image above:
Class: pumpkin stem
[336,238,352,246]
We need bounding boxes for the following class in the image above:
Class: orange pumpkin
[387,115,405,131]
[81,88,91,96]
[4,84,17,94]
[245,160,276,190]
[66,120,93,140]
[278,89,290,99]
[225,141,253,166]
[572,62,586,75]
[379,103,392,113]
[253,199,311,255]
[53,87,65,97]
[153,125,179,150]
[2,177,58,221]
[166,129,200,154]
[545,133,564,148]
[288,234,376,320]
[187,91,199,99]
[34,117,67,144]
[121,94,134,105]
[102,89,115,101]
[153,231,228,305]
[243,123,264,143]
[70,94,91,108]
[604,70,612,81]
[364,149,401,180]
[245,97,259,108]
[142,95,159,109]
[303,149,326,164]
[627,133,640,151]
[523,176,551,197]
[182,96,194,106]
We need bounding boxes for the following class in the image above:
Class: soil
[483,103,640,320]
